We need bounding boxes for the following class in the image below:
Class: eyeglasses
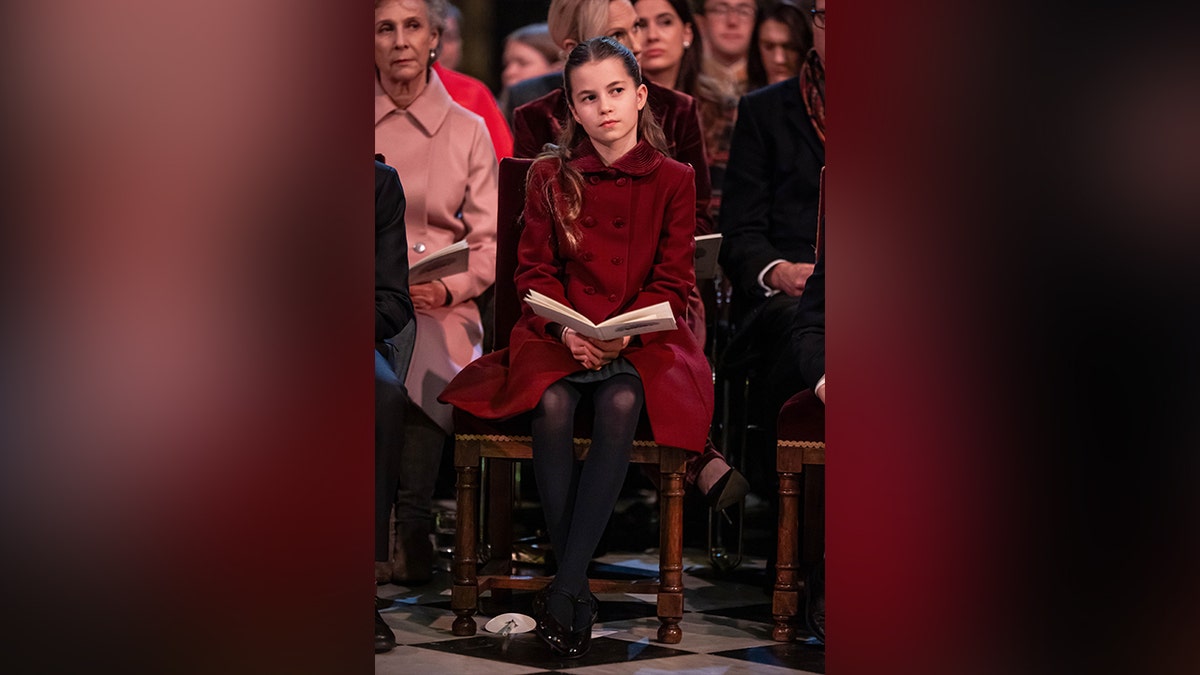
[706,4,756,22]
[810,9,826,29]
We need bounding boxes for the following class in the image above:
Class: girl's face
[374,0,440,88]
[567,57,647,153]
[758,18,800,84]
[502,40,554,89]
[635,0,693,78]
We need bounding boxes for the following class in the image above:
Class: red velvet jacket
[439,139,714,452]
[512,80,714,235]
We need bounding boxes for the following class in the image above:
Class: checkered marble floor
[376,549,824,674]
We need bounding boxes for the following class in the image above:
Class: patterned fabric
[694,75,739,224]
[799,49,826,144]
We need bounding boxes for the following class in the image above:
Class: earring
[683,41,691,49]
[429,48,437,62]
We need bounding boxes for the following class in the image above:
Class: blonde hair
[531,37,670,252]
[547,0,613,48]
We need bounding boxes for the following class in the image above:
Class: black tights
[531,373,643,629]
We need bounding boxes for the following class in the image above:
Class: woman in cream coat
[374,0,497,584]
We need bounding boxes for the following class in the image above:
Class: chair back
[493,157,535,351]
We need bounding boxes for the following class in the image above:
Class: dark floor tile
[687,562,773,588]
[412,634,694,670]
[714,642,826,673]
[695,602,775,624]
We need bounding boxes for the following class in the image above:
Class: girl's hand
[585,335,631,363]
[562,331,629,370]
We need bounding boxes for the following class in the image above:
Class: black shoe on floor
[375,609,396,653]
[563,592,599,659]
[532,586,576,657]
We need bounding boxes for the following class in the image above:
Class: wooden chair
[449,157,690,644]
[771,389,826,641]
[772,166,825,641]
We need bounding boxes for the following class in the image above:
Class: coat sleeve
[672,94,715,236]
[626,164,697,318]
[717,94,780,297]
[513,160,570,337]
[441,118,498,305]
[375,161,413,342]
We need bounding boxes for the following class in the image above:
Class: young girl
[439,37,712,658]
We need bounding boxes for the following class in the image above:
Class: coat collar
[568,137,664,176]
[374,69,452,136]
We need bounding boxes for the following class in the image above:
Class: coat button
[582,216,596,228]
[581,251,594,262]
[584,286,597,295]
[611,256,622,265]
[588,176,600,185]
[412,242,426,253]
[616,177,628,186]
[608,293,618,302]
[613,217,625,228]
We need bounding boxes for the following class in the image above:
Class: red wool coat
[439,139,714,452]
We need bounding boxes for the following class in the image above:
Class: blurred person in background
[633,0,734,223]
[432,4,514,159]
[439,2,463,71]
[501,23,563,90]
[374,0,498,586]
[693,0,759,98]
[747,0,811,88]
[498,23,565,126]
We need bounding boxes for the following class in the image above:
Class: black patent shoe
[374,609,396,653]
[562,592,599,659]
[531,586,576,657]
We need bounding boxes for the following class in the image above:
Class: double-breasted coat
[439,139,714,453]
[375,69,498,432]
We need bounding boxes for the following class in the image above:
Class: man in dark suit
[717,65,824,406]
[715,44,825,544]
[718,74,824,321]
[374,159,413,654]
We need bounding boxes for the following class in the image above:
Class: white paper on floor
[484,613,536,634]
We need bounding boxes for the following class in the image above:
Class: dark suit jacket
[790,254,824,389]
[375,160,413,342]
[512,79,715,235]
[718,77,825,310]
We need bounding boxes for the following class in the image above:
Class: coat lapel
[782,78,825,165]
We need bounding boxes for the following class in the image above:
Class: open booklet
[694,233,723,279]
[524,290,677,341]
[408,240,470,286]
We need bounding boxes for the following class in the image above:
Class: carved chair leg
[656,456,685,644]
[451,458,480,636]
[773,469,801,641]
